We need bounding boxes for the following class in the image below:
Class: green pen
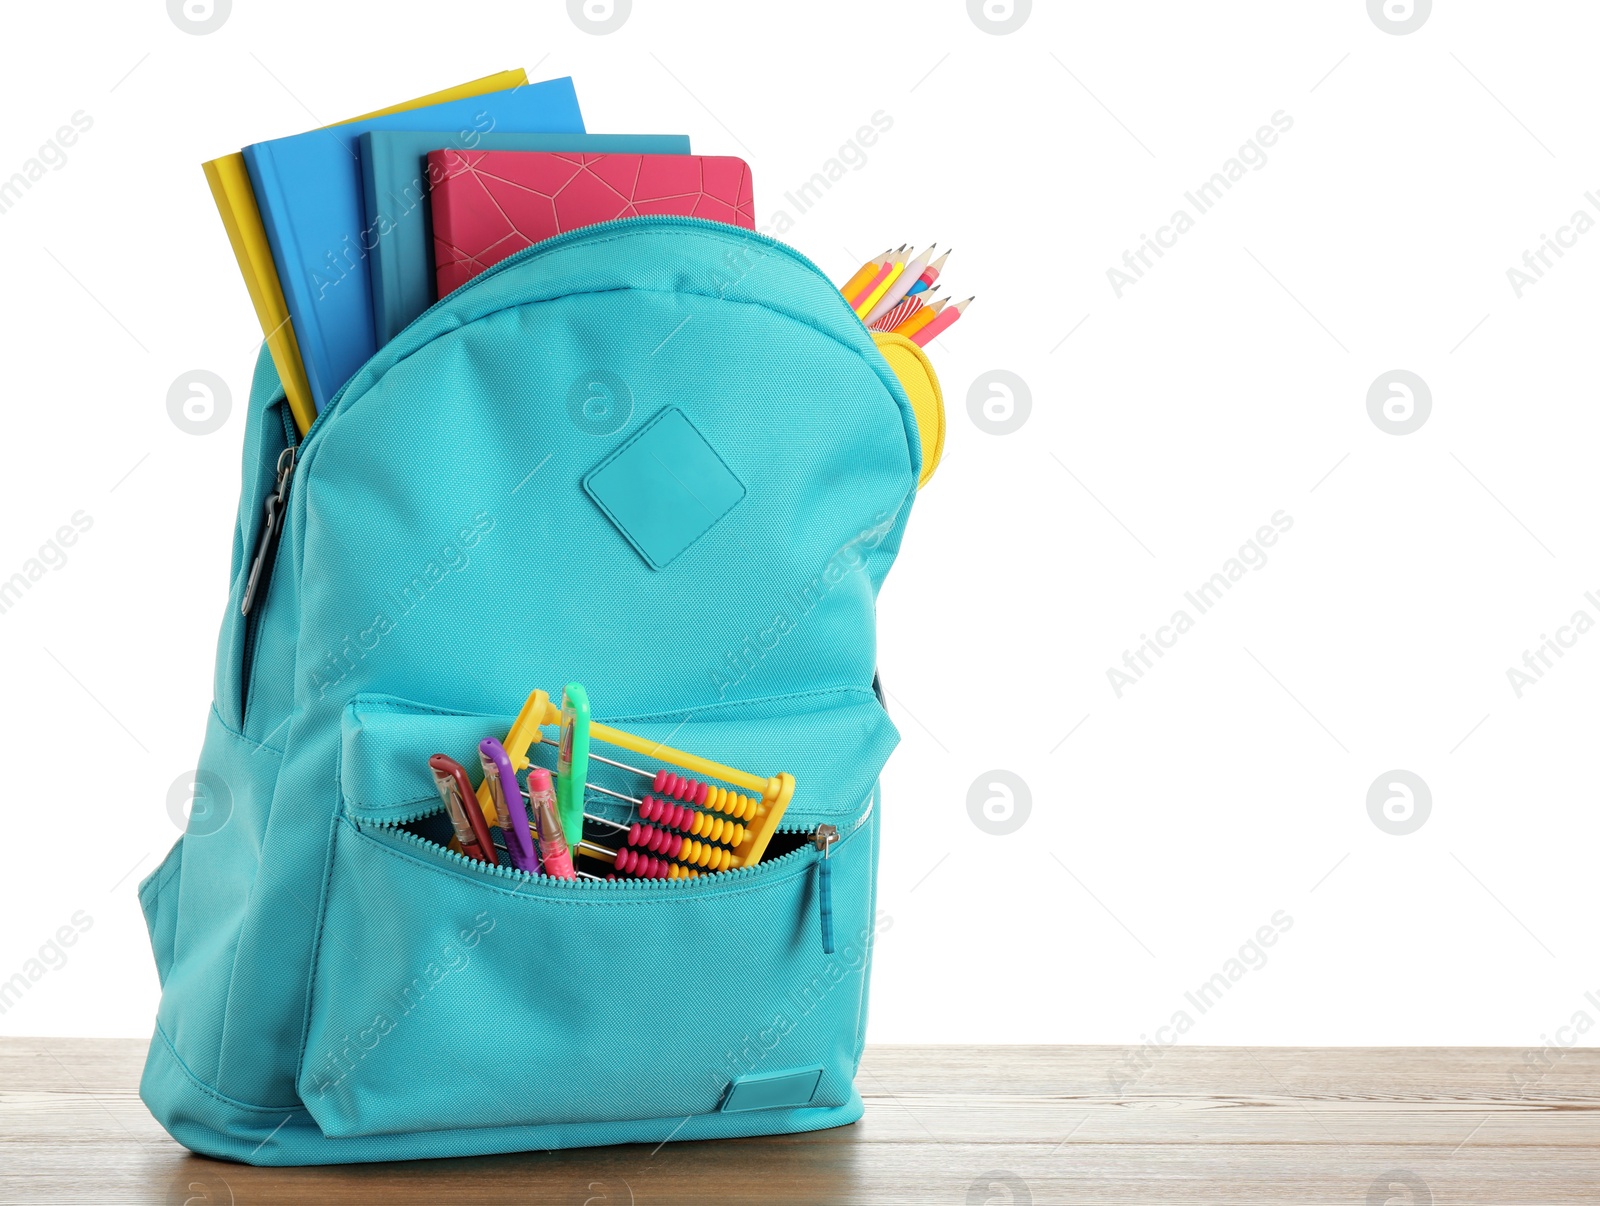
[556,682,590,852]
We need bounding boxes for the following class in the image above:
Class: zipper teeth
[295,215,844,449]
[366,784,876,893]
[369,809,821,894]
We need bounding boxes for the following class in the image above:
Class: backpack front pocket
[296,690,890,1140]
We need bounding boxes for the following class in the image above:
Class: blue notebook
[243,78,585,411]
[362,130,691,346]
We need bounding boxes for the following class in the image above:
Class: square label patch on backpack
[582,407,746,569]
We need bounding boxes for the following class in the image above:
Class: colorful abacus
[638,795,747,847]
[476,687,796,875]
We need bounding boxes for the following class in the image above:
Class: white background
[2,0,1596,1055]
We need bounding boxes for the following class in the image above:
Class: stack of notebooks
[206,70,756,436]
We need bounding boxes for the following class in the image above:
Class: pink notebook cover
[429,150,756,295]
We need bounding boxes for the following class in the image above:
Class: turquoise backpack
[137,218,936,1165]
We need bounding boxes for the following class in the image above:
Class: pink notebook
[429,150,756,295]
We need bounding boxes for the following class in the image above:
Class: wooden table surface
[5,1039,1600,1204]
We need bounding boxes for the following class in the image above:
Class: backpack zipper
[237,401,301,720]
[293,216,851,451]
[361,786,873,951]
[241,444,296,618]
[813,823,839,954]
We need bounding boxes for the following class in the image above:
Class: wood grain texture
[4,1039,1600,1204]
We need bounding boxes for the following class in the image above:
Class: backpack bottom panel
[142,1022,864,1166]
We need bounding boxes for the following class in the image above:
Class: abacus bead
[653,769,670,793]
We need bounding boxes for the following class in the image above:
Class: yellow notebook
[203,69,529,435]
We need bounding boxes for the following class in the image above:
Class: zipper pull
[241,446,296,617]
[814,824,838,954]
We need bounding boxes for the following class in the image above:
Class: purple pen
[479,738,541,874]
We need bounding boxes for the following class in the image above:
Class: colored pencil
[840,249,890,300]
[906,249,949,297]
[893,296,946,338]
[847,247,902,308]
[909,297,972,347]
[847,261,893,309]
[854,254,907,318]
